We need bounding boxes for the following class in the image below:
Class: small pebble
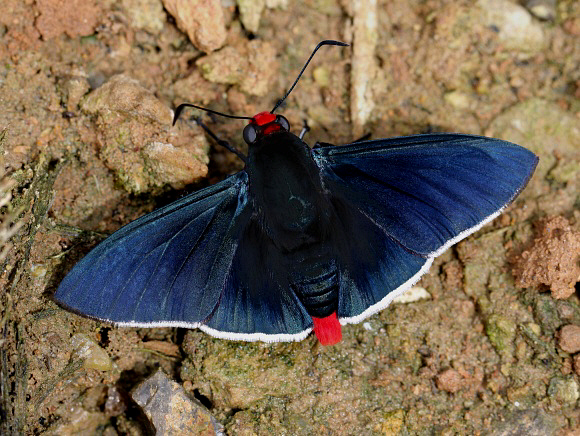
[63,75,90,111]
[237,0,265,33]
[313,66,330,87]
[477,0,545,53]
[162,0,226,52]
[547,376,579,404]
[558,325,580,353]
[573,355,580,377]
[393,286,431,304]
[30,264,47,278]
[436,369,463,393]
[381,409,404,436]
[527,322,541,336]
[525,0,556,20]
[71,333,113,371]
[557,302,575,320]
[105,386,127,416]
[444,91,472,110]
[123,0,166,34]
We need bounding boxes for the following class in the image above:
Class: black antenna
[270,40,349,114]
[172,103,252,126]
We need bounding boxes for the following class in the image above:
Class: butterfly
[54,41,538,345]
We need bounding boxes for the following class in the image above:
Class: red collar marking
[252,112,277,126]
[262,124,281,135]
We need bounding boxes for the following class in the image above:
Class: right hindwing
[313,133,538,322]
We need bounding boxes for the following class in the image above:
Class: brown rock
[62,74,91,112]
[143,141,208,189]
[237,0,265,33]
[122,0,166,34]
[512,216,580,299]
[172,70,221,106]
[436,369,463,393]
[104,386,127,417]
[142,340,181,357]
[53,408,109,434]
[35,0,99,40]
[574,355,580,377]
[131,370,223,434]
[162,0,226,53]
[238,40,277,96]
[196,40,277,96]
[196,46,246,85]
[558,325,580,354]
[443,260,464,290]
[82,74,208,194]
[82,75,172,124]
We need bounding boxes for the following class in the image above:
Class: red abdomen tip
[312,312,342,345]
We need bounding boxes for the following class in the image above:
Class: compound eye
[276,115,290,131]
[243,124,258,144]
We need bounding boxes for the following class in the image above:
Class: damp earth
[1,0,579,434]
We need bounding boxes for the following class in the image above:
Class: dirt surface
[512,216,580,299]
[1,0,579,434]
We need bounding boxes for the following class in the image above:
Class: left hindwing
[313,133,538,257]
[55,170,313,341]
[54,172,250,327]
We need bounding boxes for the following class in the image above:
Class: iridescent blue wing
[327,196,432,324]
[200,216,312,341]
[54,171,313,340]
[54,172,249,327]
[313,133,538,321]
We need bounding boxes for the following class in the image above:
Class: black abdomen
[247,131,340,317]
[292,265,339,318]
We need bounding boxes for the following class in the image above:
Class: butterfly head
[242,112,291,145]
[173,41,348,152]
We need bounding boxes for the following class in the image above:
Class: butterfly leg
[194,117,248,163]
[299,119,310,140]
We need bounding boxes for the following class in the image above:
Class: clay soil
[1,0,579,435]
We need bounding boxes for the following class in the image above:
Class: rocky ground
[1,0,579,434]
